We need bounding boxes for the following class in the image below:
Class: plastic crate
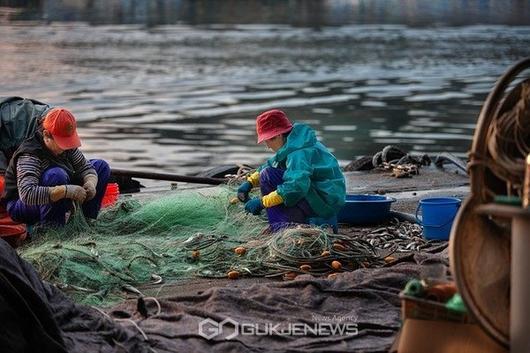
[399,293,473,324]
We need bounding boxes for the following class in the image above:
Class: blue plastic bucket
[415,197,462,240]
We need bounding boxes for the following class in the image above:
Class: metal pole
[511,215,530,353]
[110,168,226,185]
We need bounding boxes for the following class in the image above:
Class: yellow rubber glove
[247,171,260,187]
[262,190,284,208]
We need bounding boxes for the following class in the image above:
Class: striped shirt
[16,148,96,205]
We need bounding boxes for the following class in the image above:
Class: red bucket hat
[42,108,81,150]
[256,109,293,143]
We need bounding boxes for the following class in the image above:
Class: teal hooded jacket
[260,123,346,218]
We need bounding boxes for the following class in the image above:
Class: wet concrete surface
[345,165,468,194]
[345,164,469,214]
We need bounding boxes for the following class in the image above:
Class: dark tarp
[111,250,448,353]
[0,96,48,150]
[0,235,448,353]
[0,239,150,353]
[0,96,50,172]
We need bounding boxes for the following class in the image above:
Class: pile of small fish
[352,219,436,253]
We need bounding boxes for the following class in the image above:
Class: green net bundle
[19,186,382,306]
[238,227,384,278]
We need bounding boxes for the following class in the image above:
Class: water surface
[1,1,530,180]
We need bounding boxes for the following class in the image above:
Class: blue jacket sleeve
[276,149,313,207]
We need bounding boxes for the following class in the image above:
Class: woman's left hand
[83,181,97,201]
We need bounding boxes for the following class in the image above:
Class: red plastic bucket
[101,183,120,208]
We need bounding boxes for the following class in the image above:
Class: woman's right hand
[51,185,87,203]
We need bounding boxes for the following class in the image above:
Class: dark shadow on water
[3,0,530,27]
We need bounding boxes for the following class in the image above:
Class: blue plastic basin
[337,194,396,225]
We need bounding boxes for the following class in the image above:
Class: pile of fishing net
[19,186,382,306]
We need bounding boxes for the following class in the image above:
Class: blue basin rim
[344,194,397,203]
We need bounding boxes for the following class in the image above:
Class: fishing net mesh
[19,186,381,306]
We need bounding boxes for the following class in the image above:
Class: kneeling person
[2,108,110,226]
[238,109,345,232]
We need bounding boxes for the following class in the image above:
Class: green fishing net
[19,186,381,306]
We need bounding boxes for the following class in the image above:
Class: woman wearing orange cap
[2,108,110,226]
[237,109,345,232]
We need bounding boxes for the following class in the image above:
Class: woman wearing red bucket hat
[2,107,110,227]
[237,109,345,232]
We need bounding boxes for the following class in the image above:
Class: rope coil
[471,79,530,200]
